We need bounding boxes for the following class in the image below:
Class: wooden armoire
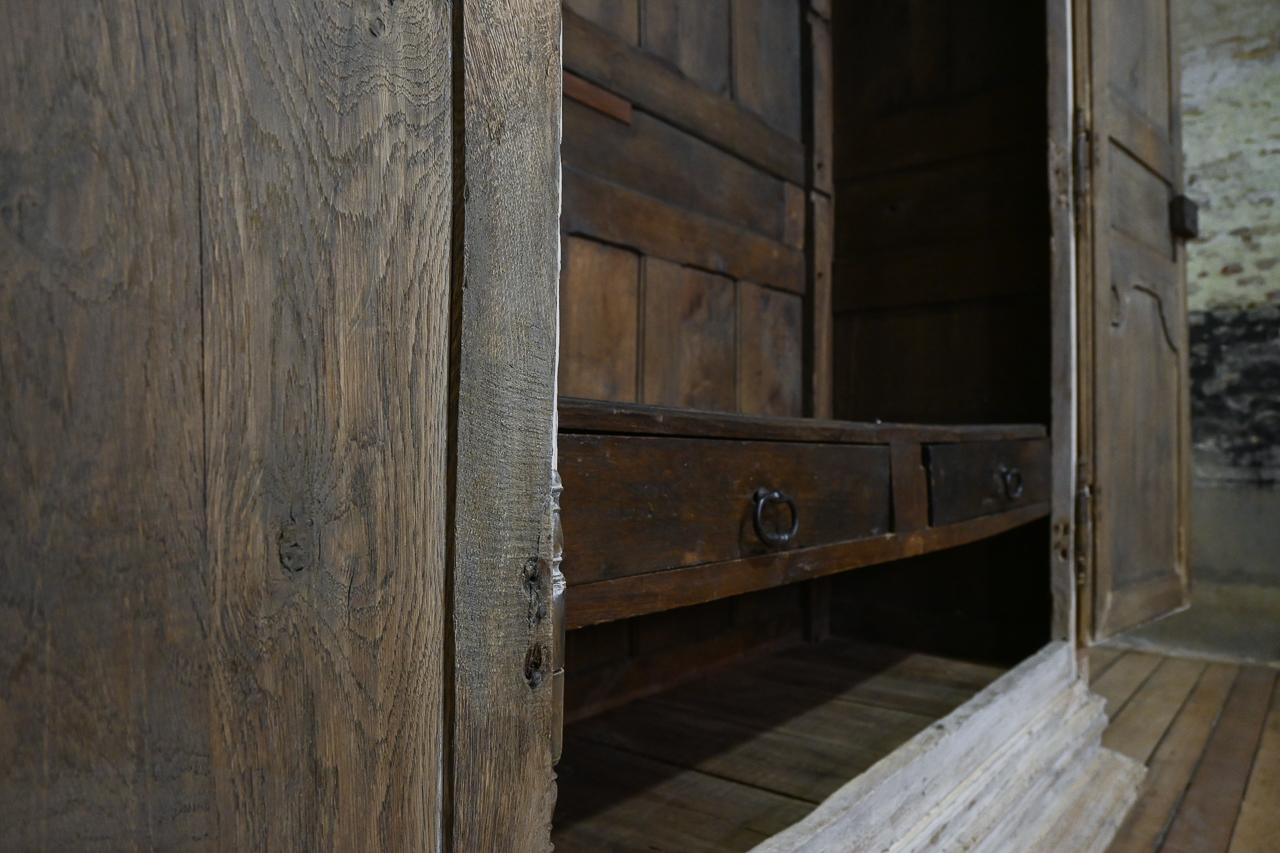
[0,0,1192,849]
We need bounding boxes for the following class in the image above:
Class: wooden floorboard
[1093,647,1280,853]
[1090,646,1125,679]
[553,639,999,852]
[1104,657,1206,764]
[1230,676,1280,851]
[1161,666,1276,853]
[1092,651,1164,719]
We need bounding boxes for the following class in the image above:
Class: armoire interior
[552,1,1053,849]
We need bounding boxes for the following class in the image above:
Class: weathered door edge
[447,0,563,850]
[1047,0,1080,658]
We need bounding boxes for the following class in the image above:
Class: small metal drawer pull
[998,465,1025,500]
[753,487,799,547]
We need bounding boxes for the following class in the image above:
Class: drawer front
[926,439,1050,526]
[560,435,892,585]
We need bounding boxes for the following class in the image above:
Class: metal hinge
[1073,108,1091,216]
[1074,483,1093,589]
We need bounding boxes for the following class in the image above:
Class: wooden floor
[1091,647,1280,852]
[551,638,1004,852]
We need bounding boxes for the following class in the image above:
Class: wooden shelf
[559,399,1052,629]
[565,502,1048,629]
[552,638,1005,852]
[560,397,1047,444]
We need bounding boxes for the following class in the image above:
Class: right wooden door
[1081,0,1191,640]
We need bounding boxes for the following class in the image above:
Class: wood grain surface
[451,0,561,849]
[0,3,208,847]
[2,0,460,847]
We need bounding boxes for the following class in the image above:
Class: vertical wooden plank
[809,191,834,418]
[642,258,736,411]
[199,0,452,847]
[784,183,806,249]
[454,0,562,848]
[890,442,929,532]
[808,11,834,195]
[560,236,640,402]
[1110,663,1238,852]
[738,282,803,416]
[1230,676,1280,851]
[1162,667,1276,853]
[732,0,803,139]
[641,0,730,95]
[0,3,208,847]
[1045,0,1077,650]
[565,0,638,44]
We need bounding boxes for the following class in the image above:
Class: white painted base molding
[752,642,1144,852]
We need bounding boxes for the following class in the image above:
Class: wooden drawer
[560,435,892,585]
[926,439,1050,526]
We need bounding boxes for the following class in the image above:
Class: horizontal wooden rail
[564,502,1050,629]
[559,398,1047,444]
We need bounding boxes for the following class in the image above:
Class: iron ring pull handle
[753,487,799,548]
[999,465,1025,500]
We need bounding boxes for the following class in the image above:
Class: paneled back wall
[560,0,808,417]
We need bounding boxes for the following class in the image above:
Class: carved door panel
[1083,0,1191,639]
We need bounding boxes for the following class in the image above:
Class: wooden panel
[837,150,1045,253]
[1110,663,1238,850]
[835,300,1050,425]
[565,168,805,293]
[1093,233,1185,633]
[564,0,638,44]
[833,234,1044,311]
[568,502,1050,628]
[891,442,930,533]
[927,439,1051,526]
[563,100,792,241]
[839,85,1040,180]
[566,590,804,722]
[559,434,892,584]
[784,182,806,249]
[560,236,639,402]
[810,192,834,419]
[1110,144,1174,256]
[1103,0,1171,134]
[1084,0,1189,640]
[641,0,730,95]
[732,0,802,139]
[1231,676,1280,851]
[198,0,454,847]
[808,11,834,194]
[564,8,805,183]
[642,258,737,410]
[1162,667,1276,853]
[0,4,208,846]
[738,282,803,416]
[452,0,561,848]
